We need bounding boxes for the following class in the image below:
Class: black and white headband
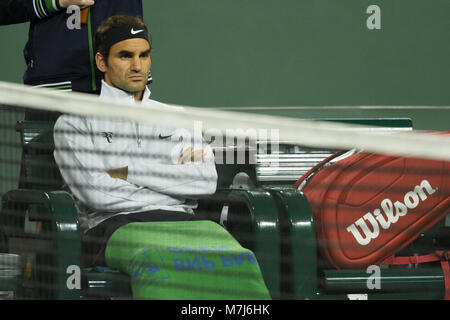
[101,24,152,54]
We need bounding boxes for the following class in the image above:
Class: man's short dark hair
[95,15,149,64]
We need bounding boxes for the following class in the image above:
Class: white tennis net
[1,81,449,161]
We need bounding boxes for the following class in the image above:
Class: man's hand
[178,147,205,165]
[58,0,95,9]
[107,166,128,181]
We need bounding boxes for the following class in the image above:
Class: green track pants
[105,220,271,300]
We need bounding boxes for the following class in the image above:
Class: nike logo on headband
[131,28,144,35]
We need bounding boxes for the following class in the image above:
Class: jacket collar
[100,80,151,103]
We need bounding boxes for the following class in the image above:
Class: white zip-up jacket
[53,81,218,231]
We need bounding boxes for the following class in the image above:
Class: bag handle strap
[382,251,450,300]
[441,260,450,300]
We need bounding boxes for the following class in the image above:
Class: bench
[1,117,447,299]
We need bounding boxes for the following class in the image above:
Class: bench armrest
[199,187,282,299]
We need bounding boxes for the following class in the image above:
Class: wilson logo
[346,179,437,246]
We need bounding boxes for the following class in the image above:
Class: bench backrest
[216,118,413,188]
[17,121,62,190]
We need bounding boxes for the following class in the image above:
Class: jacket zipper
[136,123,142,148]
[87,8,97,92]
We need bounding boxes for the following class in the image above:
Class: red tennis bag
[296,149,450,270]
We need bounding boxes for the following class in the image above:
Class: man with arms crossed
[53,15,270,299]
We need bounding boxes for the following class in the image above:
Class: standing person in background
[0,0,149,120]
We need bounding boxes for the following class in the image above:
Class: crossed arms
[53,115,218,213]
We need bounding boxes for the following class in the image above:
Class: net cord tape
[1,81,449,161]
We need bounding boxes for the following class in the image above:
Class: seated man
[53,15,270,299]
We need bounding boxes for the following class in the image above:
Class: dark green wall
[145,0,450,109]
[0,1,449,129]
[0,22,28,84]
